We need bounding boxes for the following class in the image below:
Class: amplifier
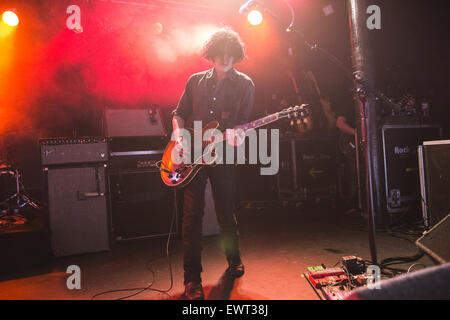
[381,125,441,214]
[46,165,110,256]
[108,150,164,173]
[108,169,176,241]
[106,136,175,240]
[107,136,168,173]
[104,108,167,137]
[277,137,337,202]
[40,138,108,165]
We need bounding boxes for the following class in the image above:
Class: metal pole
[347,0,381,264]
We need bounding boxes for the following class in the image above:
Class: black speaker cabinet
[381,125,441,214]
[418,140,450,228]
[46,165,110,257]
[108,169,175,241]
[416,214,450,264]
[277,137,337,201]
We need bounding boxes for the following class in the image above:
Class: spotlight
[152,22,163,35]
[2,10,19,27]
[238,1,264,26]
[247,9,263,26]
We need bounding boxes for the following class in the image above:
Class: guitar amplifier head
[108,150,164,173]
[40,138,108,166]
[104,107,167,137]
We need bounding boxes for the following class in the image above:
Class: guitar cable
[91,189,178,300]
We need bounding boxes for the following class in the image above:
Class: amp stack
[104,107,176,241]
[41,137,110,257]
[40,107,177,256]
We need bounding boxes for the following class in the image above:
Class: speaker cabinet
[416,214,450,264]
[418,140,450,228]
[108,170,175,241]
[345,262,450,299]
[277,137,337,201]
[46,165,110,257]
[381,125,441,214]
[104,108,166,137]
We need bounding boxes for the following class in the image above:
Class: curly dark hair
[203,27,246,63]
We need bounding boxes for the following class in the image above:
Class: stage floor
[0,203,435,300]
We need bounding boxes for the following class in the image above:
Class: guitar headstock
[278,104,310,120]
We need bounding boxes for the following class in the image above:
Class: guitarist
[172,28,254,300]
[331,86,360,214]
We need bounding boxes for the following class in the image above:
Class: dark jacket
[173,67,254,129]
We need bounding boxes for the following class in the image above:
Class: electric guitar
[158,104,309,188]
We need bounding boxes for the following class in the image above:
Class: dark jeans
[182,164,241,284]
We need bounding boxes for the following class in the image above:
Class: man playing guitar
[172,28,254,300]
[331,85,360,214]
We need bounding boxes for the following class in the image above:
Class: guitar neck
[238,113,280,132]
[215,113,281,144]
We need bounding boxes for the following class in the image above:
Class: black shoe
[182,281,204,300]
[225,263,245,278]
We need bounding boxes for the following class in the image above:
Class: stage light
[152,22,163,35]
[247,9,263,26]
[2,10,19,27]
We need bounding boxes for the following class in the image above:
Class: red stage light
[247,10,263,26]
[2,10,19,27]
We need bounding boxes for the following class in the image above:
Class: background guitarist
[331,83,360,214]
[171,28,254,300]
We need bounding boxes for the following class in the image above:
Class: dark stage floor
[0,203,435,300]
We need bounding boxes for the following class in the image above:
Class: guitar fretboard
[215,113,280,144]
[239,114,280,131]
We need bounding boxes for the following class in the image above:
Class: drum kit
[0,142,40,225]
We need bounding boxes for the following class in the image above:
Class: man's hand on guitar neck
[226,128,246,147]
[172,116,192,163]
[172,115,185,141]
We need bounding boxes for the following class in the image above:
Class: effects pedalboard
[303,256,371,300]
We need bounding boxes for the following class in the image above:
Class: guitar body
[160,121,220,188]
